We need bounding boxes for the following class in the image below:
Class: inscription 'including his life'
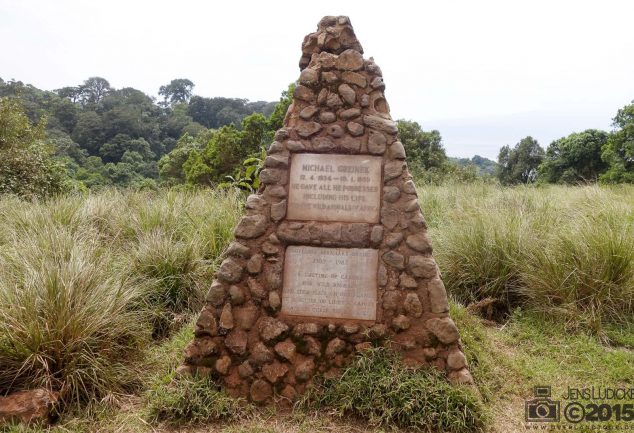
[281,246,378,321]
[287,153,382,223]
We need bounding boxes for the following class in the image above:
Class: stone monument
[180,15,473,404]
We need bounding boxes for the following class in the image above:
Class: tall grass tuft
[145,375,248,425]
[302,348,487,432]
[519,199,634,330]
[0,188,243,406]
[132,230,206,338]
[421,183,634,329]
[0,223,149,405]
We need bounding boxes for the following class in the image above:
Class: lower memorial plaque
[281,245,378,321]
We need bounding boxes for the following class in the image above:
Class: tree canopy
[540,129,609,183]
[159,87,293,186]
[1,74,631,195]
[159,79,195,106]
[497,136,545,184]
[600,101,634,183]
[396,120,447,176]
[0,97,69,198]
[0,77,279,191]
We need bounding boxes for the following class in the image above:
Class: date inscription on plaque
[281,246,378,321]
[287,153,382,223]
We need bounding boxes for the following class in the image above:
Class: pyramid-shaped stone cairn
[181,16,473,404]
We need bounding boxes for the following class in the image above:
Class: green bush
[302,348,487,433]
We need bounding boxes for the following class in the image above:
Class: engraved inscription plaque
[281,246,378,321]
[287,153,382,223]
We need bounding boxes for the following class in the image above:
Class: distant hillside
[450,155,498,175]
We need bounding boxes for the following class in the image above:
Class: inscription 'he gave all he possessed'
[287,153,382,223]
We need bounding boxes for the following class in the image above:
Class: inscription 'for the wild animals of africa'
[281,245,378,321]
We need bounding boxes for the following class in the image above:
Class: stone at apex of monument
[281,245,378,321]
[287,153,382,223]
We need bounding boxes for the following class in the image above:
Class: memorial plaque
[287,153,382,223]
[281,246,378,320]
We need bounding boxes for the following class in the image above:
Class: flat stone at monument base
[281,246,378,321]
[287,153,382,223]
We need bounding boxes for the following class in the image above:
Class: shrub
[302,348,487,432]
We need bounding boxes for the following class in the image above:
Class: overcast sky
[1,0,633,159]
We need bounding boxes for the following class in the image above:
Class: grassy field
[0,183,633,432]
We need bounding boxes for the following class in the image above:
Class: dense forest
[0,76,632,199]
[0,77,281,193]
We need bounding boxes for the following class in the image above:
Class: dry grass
[421,183,634,331]
[0,189,242,407]
[1,184,633,432]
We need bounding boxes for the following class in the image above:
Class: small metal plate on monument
[287,153,382,223]
[281,246,378,321]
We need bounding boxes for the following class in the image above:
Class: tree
[162,102,203,140]
[216,105,245,127]
[0,97,68,198]
[471,155,498,176]
[192,124,243,184]
[183,149,213,185]
[71,111,104,154]
[50,131,88,164]
[187,95,272,129]
[78,77,111,106]
[101,88,160,137]
[539,129,609,183]
[99,134,154,163]
[158,133,205,185]
[267,83,295,132]
[450,155,498,176]
[51,98,79,133]
[74,156,110,188]
[3,75,285,189]
[497,136,545,184]
[396,120,448,179]
[159,79,194,106]
[600,101,634,183]
[55,86,82,104]
[177,112,270,185]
